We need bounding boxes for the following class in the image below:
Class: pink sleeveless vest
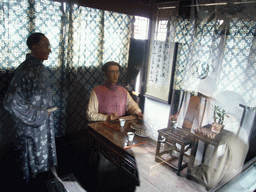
[94,83,127,117]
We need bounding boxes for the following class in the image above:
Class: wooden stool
[155,128,194,176]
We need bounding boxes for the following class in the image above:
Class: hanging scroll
[145,40,178,103]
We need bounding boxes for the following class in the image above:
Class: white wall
[143,97,171,141]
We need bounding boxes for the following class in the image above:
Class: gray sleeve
[3,72,48,127]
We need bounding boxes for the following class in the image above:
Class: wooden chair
[155,92,209,176]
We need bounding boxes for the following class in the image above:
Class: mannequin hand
[47,107,58,113]
[136,112,143,120]
[107,112,119,121]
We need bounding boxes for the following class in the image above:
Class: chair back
[179,92,211,132]
[182,95,201,131]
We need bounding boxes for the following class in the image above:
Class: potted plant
[211,105,229,133]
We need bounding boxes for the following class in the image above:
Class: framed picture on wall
[145,41,179,104]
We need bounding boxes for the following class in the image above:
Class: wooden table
[187,124,231,185]
[190,124,230,162]
[87,117,151,187]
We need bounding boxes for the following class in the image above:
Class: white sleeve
[86,90,108,121]
[126,91,142,115]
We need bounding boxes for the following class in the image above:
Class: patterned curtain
[0,0,132,143]
[172,2,256,108]
[64,5,132,132]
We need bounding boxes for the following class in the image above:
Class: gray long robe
[3,54,57,182]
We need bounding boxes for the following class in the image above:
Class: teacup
[119,118,126,127]
[127,132,135,141]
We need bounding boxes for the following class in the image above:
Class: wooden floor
[131,142,206,192]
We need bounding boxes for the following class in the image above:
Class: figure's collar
[26,53,43,64]
[104,80,118,91]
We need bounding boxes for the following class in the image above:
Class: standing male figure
[3,33,57,183]
[87,61,143,121]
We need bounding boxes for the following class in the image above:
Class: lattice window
[156,20,168,41]
[133,16,149,40]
